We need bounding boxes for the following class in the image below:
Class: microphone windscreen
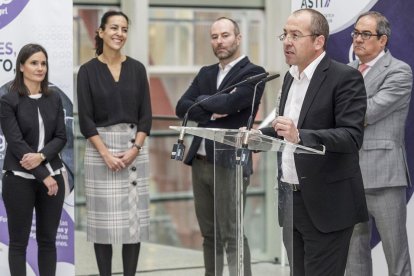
[263,74,280,83]
[246,72,269,82]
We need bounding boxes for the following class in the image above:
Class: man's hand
[272,116,300,144]
[212,113,228,120]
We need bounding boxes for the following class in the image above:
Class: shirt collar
[289,51,326,81]
[218,55,246,71]
[364,50,385,67]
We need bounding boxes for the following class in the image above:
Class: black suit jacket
[0,90,67,181]
[262,55,369,233]
[176,57,266,174]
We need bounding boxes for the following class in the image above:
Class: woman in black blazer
[0,44,67,276]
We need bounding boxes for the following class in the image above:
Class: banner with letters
[0,0,74,275]
[291,1,414,274]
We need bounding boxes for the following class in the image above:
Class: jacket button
[130,124,134,129]
[131,166,136,171]
[131,181,137,186]
[130,139,135,143]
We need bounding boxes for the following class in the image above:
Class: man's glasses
[351,31,383,40]
[278,33,319,42]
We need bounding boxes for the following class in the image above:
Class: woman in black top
[0,44,67,276]
[77,11,152,276]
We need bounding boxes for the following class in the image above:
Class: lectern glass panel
[170,126,324,275]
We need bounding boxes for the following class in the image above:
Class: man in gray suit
[346,11,412,276]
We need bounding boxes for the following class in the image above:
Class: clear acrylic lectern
[170,126,325,276]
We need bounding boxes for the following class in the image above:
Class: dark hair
[11,43,49,96]
[293,9,330,50]
[355,11,391,45]
[94,11,130,56]
[214,17,240,36]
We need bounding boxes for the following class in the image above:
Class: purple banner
[0,0,74,274]
[0,0,30,30]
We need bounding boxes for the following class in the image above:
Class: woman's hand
[114,147,139,168]
[102,153,126,172]
[88,135,126,172]
[20,153,43,170]
[43,175,58,196]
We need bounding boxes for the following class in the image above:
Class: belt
[290,184,301,192]
[195,154,208,161]
[281,181,301,192]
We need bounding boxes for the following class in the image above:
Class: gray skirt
[84,123,150,244]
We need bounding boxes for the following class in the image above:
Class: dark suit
[176,56,265,276]
[262,55,369,275]
[0,89,66,275]
[177,57,265,169]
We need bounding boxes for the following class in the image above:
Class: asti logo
[0,0,13,7]
[301,0,331,8]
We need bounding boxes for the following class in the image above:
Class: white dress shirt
[281,52,326,184]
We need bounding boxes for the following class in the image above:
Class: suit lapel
[218,57,249,91]
[279,72,294,116]
[205,65,220,94]
[364,51,391,86]
[297,55,329,128]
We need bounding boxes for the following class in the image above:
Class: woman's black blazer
[0,90,67,181]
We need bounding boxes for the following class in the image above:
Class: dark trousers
[192,158,252,276]
[2,172,64,276]
[282,190,354,276]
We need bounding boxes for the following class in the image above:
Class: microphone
[236,74,280,165]
[245,74,280,131]
[171,72,269,161]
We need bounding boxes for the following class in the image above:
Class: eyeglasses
[278,33,319,42]
[351,31,383,40]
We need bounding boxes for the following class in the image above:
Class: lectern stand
[170,126,324,276]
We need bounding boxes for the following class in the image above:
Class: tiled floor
[75,231,290,276]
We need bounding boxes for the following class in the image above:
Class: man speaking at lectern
[175,17,265,276]
[260,9,368,276]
